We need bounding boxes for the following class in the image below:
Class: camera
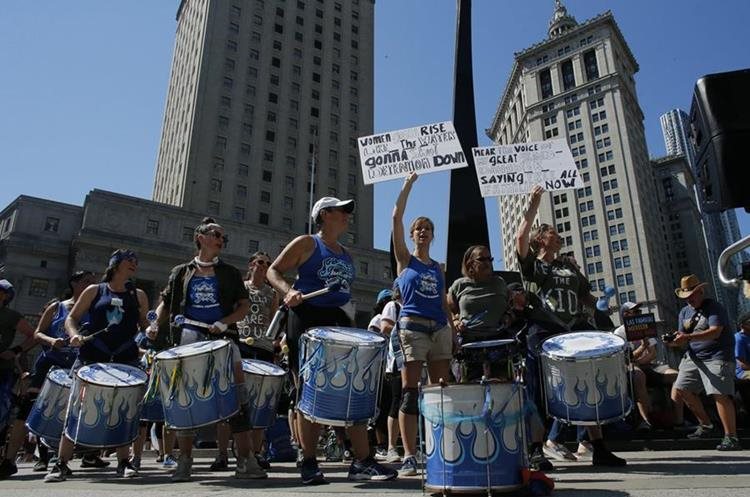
[661,332,677,343]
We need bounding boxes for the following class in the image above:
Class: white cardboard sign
[472,139,579,196]
[357,121,468,185]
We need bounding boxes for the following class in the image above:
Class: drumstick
[264,281,342,339]
[172,315,255,345]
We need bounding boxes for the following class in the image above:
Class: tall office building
[153,0,374,248]
[488,2,676,324]
[660,109,695,166]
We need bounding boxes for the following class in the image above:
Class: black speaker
[689,68,750,212]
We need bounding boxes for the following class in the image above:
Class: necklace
[193,256,218,267]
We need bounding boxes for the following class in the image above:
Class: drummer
[44,249,150,482]
[267,196,396,484]
[516,185,626,467]
[447,244,509,381]
[150,217,264,482]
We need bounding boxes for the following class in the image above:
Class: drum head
[47,368,73,387]
[461,338,515,350]
[155,339,229,360]
[542,331,625,359]
[242,359,286,377]
[305,327,385,345]
[76,363,147,387]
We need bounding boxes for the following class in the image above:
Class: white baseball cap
[310,197,355,221]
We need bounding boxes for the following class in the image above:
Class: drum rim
[75,362,147,387]
[304,326,386,344]
[163,406,240,431]
[154,339,231,361]
[240,358,286,376]
[420,382,520,394]
[424,483,524,493]
[46,367,73,386]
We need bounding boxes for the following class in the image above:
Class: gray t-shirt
[678,298,733,362]
[237,282,276,353]
[449,276,508,341]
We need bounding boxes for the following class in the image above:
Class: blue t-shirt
[734,331,750,378]
[294,235,355,307]
[677,298,733,361]
[186,276,223,330]
[398,256,447,326]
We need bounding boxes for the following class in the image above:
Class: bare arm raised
[392,172,418,275]
[515,185,544,261]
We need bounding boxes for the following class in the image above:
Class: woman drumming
[517,185,625,467]
[392,172,454,477]
[267,196,396,484]
[447,245,509,381]
[45,250,150,482]
[151,217,263,482]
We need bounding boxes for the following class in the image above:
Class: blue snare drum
[298,327,386,427]
[422,383,524,492]
[65,363,147,448]
[241,359,286,428]
[26,368,72,445]
[154,340,238,430]
[540,331,631,425]
[139,351,164,422]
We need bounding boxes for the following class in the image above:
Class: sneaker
[398,455,418,477]
[0,459,18,480]
[235,456,268,479]
[342,448,354,462]
[385,448,401,463]
[592,447,627,467]
[81,454,111,468]
[209,453,231,471]
[635,420,653,433]
[716,436,742,451]
[255,452,270,470]
[543,440,577,462]
[299,457,326,485]
[171,455,193,483]
[687,424,716,439]
[348,457,398,481]
[44,462,70,483]
[374,447,388,460]
[155,454,164,463]
[116,460,139,478]
[575,441,593,461]
[130,456,141,470]
[529,446,554,471]
[33,459,49,472]
[162,454,178,470]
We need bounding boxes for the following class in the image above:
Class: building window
[211,179,222,192]
[248,239,259,253]
[283,217,293,230]
[584,50,599,80]
[29,278,49,297]
[539,68,553,99]
[561,59,575,91]
[182,227,193,242]
[262,170,273,182]
[259,212,269,225]
[233,207,245,221]
[44,216,60,232]
[146,219,159,235]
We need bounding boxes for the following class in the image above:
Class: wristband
[213,321,228,332]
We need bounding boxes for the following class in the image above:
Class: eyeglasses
[474,256,494,263]
[206,230,229,244]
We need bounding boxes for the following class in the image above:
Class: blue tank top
[399,256,447,326]
[185,275,224,330]
[294,235,355,307]
[42,301,82,365]
[79,283,139,363]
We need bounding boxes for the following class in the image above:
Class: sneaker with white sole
[235,456,268,479]
[171,455,192,482]
[44,462,70,483]
[576,441,593,461]
[348,457,398,481]
[398,455,418,477]
[543,440,577,461]
[162,454,178,470]
[116,460,139,478]
[385,448,401,463]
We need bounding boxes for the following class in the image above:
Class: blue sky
[1,0,748,270]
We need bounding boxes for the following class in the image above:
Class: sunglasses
[206,230,229,244]
[252,259,271,266]
[474,256,494,263]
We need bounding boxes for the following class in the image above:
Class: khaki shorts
[674,355,735,396]
[398,322,452,363]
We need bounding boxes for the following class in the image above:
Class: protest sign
[472,139,578,196]
[357,121,468,184]
[624,313,657,342]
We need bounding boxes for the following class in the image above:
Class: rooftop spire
[548,0,577,38]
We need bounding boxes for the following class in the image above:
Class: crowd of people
[0,174,746,488]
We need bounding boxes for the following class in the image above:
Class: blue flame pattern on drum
[26,369,72,444]
[64,363,146,448]
[242,359,285,429]
[298,327,385,426]
[421,383,524,491]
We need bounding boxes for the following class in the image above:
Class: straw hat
[674,274,707,299]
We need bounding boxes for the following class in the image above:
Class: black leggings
[286,303,352,374]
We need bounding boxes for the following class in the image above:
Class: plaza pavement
[1,449,749,497]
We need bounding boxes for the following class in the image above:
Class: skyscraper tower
[153,0,374,248]
[660,109,695,166]
[488,2,676,323]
